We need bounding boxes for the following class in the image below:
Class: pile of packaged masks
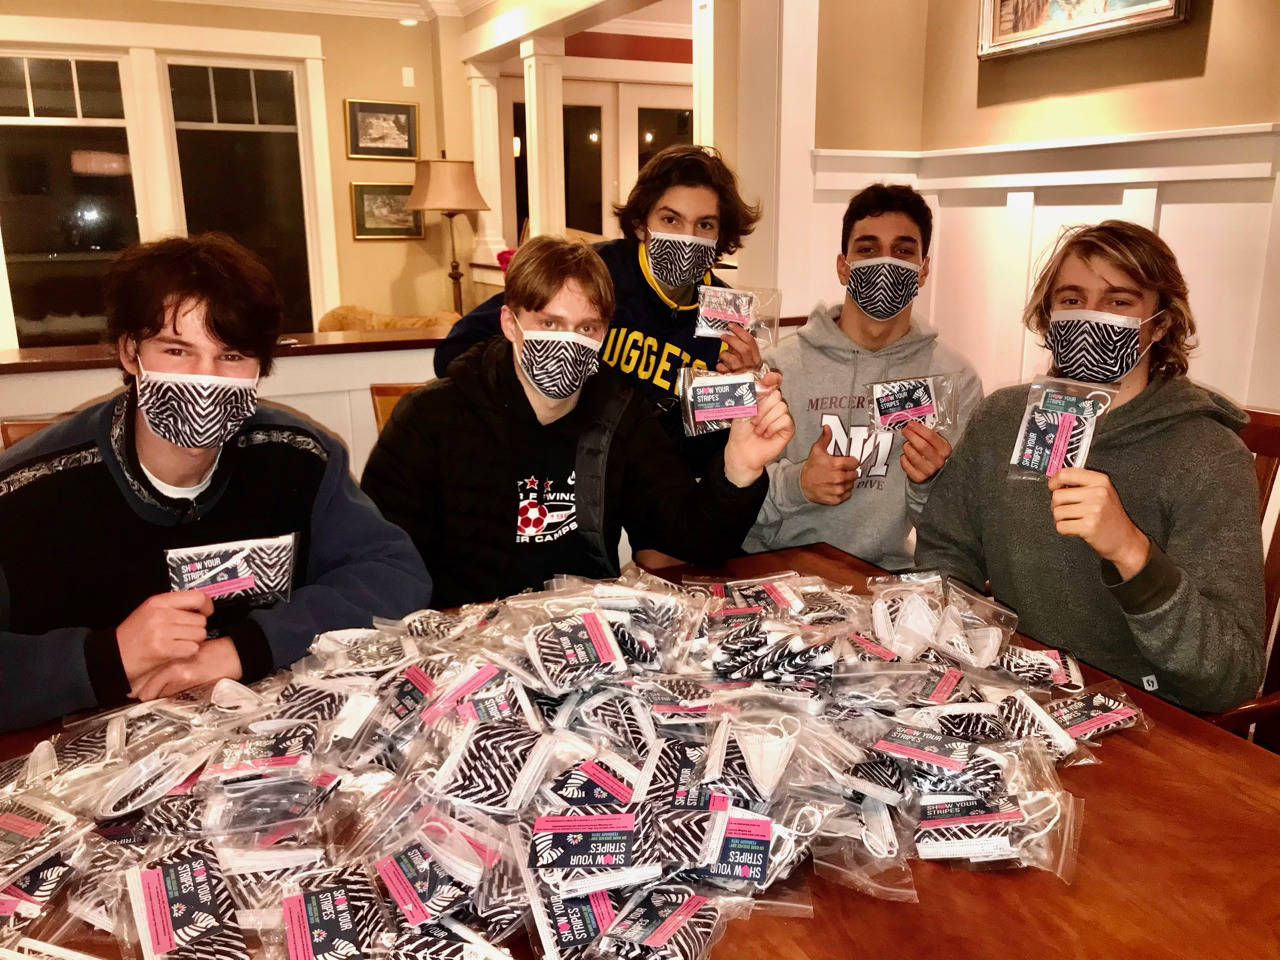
[0,567,1152,960]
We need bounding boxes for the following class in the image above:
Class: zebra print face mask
[845,256,920,322]
[135,356,258,449]
[517,330,602,401]
[645,231,717,288]
[1046,309,1162,383]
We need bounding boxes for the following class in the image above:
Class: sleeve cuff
[84,629,130,707]
[225,617,275,684]
[1100,537,1182,615]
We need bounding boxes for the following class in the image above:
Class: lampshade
[405,159,489,212]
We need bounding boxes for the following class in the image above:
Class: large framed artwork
[344,99,419,160]
[350,183,423,240]
[978,0,1191,59]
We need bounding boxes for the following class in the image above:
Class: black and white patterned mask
[845,257,920,322]
[1046,309,1159,383]
[645,231,717,288]
[135,356,258,449]
[517,331,602,401]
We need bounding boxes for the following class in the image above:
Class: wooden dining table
[3,543,1278,960]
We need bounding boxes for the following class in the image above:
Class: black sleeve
[618,404,766,566]
[360,389,442,572]
[435,293,505,377]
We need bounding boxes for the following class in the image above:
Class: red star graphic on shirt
[543,480,553,492]
[523,476,539,490]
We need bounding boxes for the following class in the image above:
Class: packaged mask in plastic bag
[272,864,396,960]
[867,574,944,662]
[928,579,1017,670]
[991,644,1084,691]
[698,715,802,808]
[996,689,1080,763]
[0,794,88,894]
[1008,377,1118,480]
[1047,682,1150,744]
[215,845,328,931]
[871,726,1006,801]
[677,369,759,437]
[586,884,751,960]
[575,690,657,759]
[693,285,780,350]
[524,611,627,695]
[200,722,317,785]
[433,722,563,815]
[166,533,296,620]
[902,701,1010,746]
[867,374,957,434]
[0,845,85,943]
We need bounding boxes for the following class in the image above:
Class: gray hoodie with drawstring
[744,305,983,570]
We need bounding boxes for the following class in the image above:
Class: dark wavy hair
[840,183,933,255]
[106,233,284,381]
[613,144,761,257]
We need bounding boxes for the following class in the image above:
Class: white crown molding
[584,18,692,40]
[424,0,465,16]
[153,0,430,21]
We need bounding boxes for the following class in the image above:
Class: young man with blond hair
[362,235,795,608]
[916,220,1264,713]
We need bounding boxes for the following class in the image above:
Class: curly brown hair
[613,144,761,257]
[1024,220,1197,380]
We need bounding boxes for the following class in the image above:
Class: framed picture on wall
[978,0,1190,59]
[345,99,419,159]
[350,182,423,240]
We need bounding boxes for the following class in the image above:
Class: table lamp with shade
[405,159,489,314]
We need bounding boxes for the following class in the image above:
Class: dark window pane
[563,105,601,235]
[513,102,528,241]
[29,59,75,118]
[212,67,253,124]
[76,60,124,119]
[169,65,212,123]
[0,58,26,117]
[176,129,311,332]
[253,69,295,125]
[0,126,139,346]
[638,107,692,171]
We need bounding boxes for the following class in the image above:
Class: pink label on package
[653,704,708,714]
[1043,651,1071,685]
[873,740,967,773]
[920,808,1025,829]
[725,817,772,842]
[643,895,708,948]
[715,606,764,617]
[851,633,897,660]
[708,794,731,812]
[881,403,936,426]
[375,855,428,927]
[282,893,315,960]
[533,813,635,834]
[404,666,437,696]
[927,668,964,704]
[196,575,256,599]
[1046,412,1079,476]
[207,753,302,776]
[421,664,500,724]
[760,582,795,608]
[1065,707,1137,739]
[0,899,18,918]
[700,305,749,325]
[166,767,203,796]
[139,867,177,955]
[0,813,46,838]
[582,613,617,664]
[588,889,615,928]
[579,762,634,803]
[694,404,757,422]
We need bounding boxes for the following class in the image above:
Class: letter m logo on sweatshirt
[821,415,893,478]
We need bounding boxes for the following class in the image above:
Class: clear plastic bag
[811,795,918,903]
[676,368,762,437]
[266,864,397,960]
[928,579,1017,670]
[0,839,91,945]
[1047,681,1152,744]
[1008,376,1119,480]
[215,844,329,932]
[867,573,945,662]
[990,644,1084,692]
[585,884,752,960]
[867,374,958,435]
[0,793,89,894]
[694,285,780,350]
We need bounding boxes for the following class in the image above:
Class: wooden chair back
[0,418,57,450]
[370,383,422,433]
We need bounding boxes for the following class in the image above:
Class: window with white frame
[0,20,333,350]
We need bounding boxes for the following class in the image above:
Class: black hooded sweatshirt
[361,336,767,608]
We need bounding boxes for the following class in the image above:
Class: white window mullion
[21,57,32,117]
[69,58,82,118]
[124,47,185,239]
[297,57,339,325]
[0,219,18,350]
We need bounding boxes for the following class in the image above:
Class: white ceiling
[159,0,690,28]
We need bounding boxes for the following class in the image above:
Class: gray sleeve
[906,365,986,517]
[752,456,809,527]
[914,398,991,588]
[1101,442,1265,713]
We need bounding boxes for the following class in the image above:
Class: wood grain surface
[4,544,1278,960]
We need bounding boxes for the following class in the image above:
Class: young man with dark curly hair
[434,144,762,476]
[0,234,431,731]
[916,220,1264,713]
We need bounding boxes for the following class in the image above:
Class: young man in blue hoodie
[744,184,983,570]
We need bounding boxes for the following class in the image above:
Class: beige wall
[814,0,927,151]
[815,0,1280,151]
[2,0,491,318]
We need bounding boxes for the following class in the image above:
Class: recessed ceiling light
[399,18,419,26]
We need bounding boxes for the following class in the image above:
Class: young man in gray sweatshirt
[916,221,1264,714]
[743,184,983,570]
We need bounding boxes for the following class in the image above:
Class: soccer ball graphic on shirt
[517,499,549,534]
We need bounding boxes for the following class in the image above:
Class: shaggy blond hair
[1024,220,1197,379]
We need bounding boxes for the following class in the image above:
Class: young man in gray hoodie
[916,221,1264,714]
[743,184,982,570]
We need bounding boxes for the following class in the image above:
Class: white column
[301,57,342,322]
[692,0,715,147]
[124,47,184,239]
[521,36,566,238]
[467,62,508,268]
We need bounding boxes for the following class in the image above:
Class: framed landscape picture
[978,0,1190,59]
[345,99,418,159]
[350,182,423,240]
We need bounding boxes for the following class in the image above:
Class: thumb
[811,424,832,457]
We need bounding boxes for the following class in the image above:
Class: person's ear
[836,253,850,286]
[917,255,931,290]
[634,223,649,244]
[118,336,140,377]
[1150,307,1170,343]
[499,305,522,347]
